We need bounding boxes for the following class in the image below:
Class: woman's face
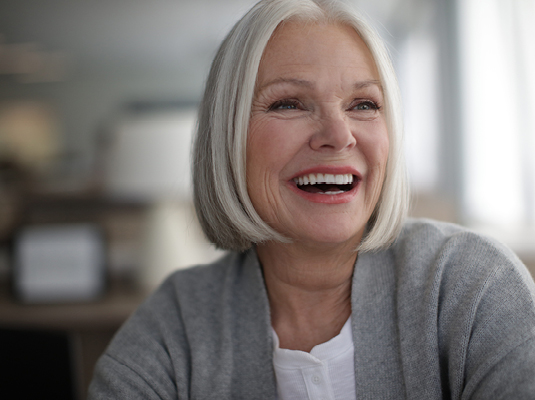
[247,21,389,248]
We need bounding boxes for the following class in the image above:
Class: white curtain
[458,0,535,228]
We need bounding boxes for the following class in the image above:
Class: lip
[286,165,362,204]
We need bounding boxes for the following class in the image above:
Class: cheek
[372,120,389,165]
[375,135,390,172]
[246,122,277,185]
[246,119,284,203]
[246,118,304,176]
[360,126,389,193]
[358,119,389,162]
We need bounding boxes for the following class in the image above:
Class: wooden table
[0,280,149,399]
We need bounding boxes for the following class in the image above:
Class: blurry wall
[0,76,200,181]
[0,0,258,184]
[0,0,534,269]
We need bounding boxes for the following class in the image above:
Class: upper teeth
[293,173,353,186]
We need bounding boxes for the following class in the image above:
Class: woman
[89,0,535,398]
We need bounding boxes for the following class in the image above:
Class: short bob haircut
[193,0,409,252]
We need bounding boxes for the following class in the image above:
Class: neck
[257,241,357,352]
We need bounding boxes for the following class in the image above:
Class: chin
[290,223,365,249]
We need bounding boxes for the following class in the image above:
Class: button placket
[302,364,332,400]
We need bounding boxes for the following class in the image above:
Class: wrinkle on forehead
[256,21,380,87]
[257,77,383,95]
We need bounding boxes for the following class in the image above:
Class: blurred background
[0,0,533,398]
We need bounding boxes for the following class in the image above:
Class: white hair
[193,0,409,252]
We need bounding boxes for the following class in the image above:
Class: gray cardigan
[89,220,535,399]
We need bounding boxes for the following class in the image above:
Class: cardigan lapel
[227,249,278,399]
[351,250,406,399]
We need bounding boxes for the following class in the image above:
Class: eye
[351,100,380,111]
[268,99,301,111]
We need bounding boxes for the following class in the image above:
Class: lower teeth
[321,190,344,195]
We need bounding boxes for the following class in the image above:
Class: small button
[312,375,321,384]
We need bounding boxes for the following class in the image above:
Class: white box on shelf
[14,224,105,303]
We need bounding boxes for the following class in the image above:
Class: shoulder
[396,220,535,344]
[163,251,243,299]
[384,219,535,346]
[145,250,255,324]
[104,248,267,357]
[392,218,532,280]
[131,250,252,331]
[395,217,515,254]
[89,250,259,398]
[103,250,246,349]
[387,219,535,396]
[389,219,535,308]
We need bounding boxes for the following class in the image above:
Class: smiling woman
[191,1,408,255]
[89,1,535,399]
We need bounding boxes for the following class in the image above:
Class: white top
[272,318,356,400]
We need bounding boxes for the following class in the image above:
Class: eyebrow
[257,77,314,92]
[354,80,383,91]
[257,77,383,93]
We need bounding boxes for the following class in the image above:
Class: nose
[309,114,356,152]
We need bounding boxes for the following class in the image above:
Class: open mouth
[292,173,357,195]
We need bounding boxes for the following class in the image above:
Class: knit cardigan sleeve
[88,277,193,400]
[88,251,277,400]
[389,220,535,399]
[448,237,535,399]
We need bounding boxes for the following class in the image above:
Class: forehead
[257,21,379,85]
